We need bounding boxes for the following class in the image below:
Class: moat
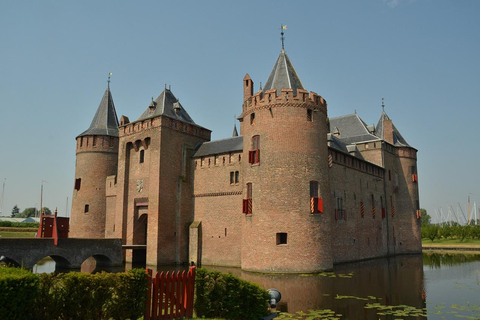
[35,253,480,319]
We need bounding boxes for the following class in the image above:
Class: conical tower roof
[78,85,119,137]
[376,111,411,147]
[263,49,305,95]
[137,88,195,124]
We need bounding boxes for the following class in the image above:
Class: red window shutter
[412,174,418,182]
[310,197,315,213]
[318,198,323,213]
[242,199,248,213]
[382,207,386,219]
[416,209,421,219]
[247,198,252,215]
[248,151,254,164]
[360,202,365,217]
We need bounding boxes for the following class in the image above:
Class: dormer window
[148,98,156,114]
[173,101,181,115]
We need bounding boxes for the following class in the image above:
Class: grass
[0,230,36,238]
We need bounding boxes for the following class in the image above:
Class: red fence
[145,266,196,320]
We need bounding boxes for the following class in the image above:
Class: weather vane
[279,24,287,50]
[108,72,112,87]
[382,98,385,112]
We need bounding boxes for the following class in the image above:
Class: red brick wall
[192,151,243,267]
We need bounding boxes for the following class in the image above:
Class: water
[33,253,480,319]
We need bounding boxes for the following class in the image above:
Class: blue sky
[0,0,479,223]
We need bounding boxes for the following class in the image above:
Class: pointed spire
[263,49,305,96]
[232,124,238,137]
[78,83,119,137]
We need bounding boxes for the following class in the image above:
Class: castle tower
[70,83,119,238]
[376,111,421,254]
[115,88,210,266]
[240,49,333,273]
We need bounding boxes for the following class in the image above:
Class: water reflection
[33,256,123,274]
[209,254,426,318]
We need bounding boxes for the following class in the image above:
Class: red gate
[145,266,196,320]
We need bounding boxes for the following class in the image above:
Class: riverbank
[422,238,480,252]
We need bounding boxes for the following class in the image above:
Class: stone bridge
[0,238,123,270]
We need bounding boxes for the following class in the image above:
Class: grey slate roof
[329,114,380,145]
[78,86,119,137]
[376,111,411,147]
[263,49,305,96]
[193,136,243,158]
[137,88,195,124]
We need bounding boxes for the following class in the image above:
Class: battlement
[119,115,211,141]
[243,88,327,113]
[76,135,119,154]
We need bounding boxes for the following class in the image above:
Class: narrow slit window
[140,150,145,163]
[84,204,89,213]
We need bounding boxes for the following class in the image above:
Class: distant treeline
[422,222,480,242]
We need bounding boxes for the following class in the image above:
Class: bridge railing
[145,266,196,320]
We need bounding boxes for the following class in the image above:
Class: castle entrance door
[133,206,148,263]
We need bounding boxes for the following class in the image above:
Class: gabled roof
[329,114,380,144]
[376,111,411,147]
[78,86,119,137]
[193,136,243,158]
[137,88,195,124]
[263,49,305,95]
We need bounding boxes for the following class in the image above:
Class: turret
[240,49,332,273]
[70,83,119,238]
[376,110,421,253]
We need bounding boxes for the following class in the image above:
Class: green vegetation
[0,266,147,320]
[0,231,36,238]
[195,268,270,320]
[0,221,39,228]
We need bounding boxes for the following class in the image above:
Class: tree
[15,207,51,218]
[420,208,431,227]
[11,205,20,217]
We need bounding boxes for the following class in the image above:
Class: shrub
[195,268,269,320]
[0,266,39,320]
[33,269,148,320]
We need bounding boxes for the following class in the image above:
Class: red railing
[145,266,196,320]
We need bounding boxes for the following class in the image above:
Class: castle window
[140,150,145,163]
[390,195,395,217]
[80,137,83,147]
[249,135,260,164]
[250,113,255,125]
[84,204,89,213]
[411,166,418,182]
[335,197,345,220]
[307,109,313,122]
[371,194,376,219]
[276,232,287,245]
[310,181,323,213]
[93,136,97,147]
[388,170,391,181]
[75,178,81,191]
[230,172,235,184]
[235,171,239,184]
[381,196,385,219]
[243,183,253,214]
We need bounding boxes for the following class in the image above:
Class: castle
[70,46,422,273]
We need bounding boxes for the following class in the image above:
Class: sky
[0,0,479,223]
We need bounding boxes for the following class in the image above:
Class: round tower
[240,49,333,273]
[70,84,119,238]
